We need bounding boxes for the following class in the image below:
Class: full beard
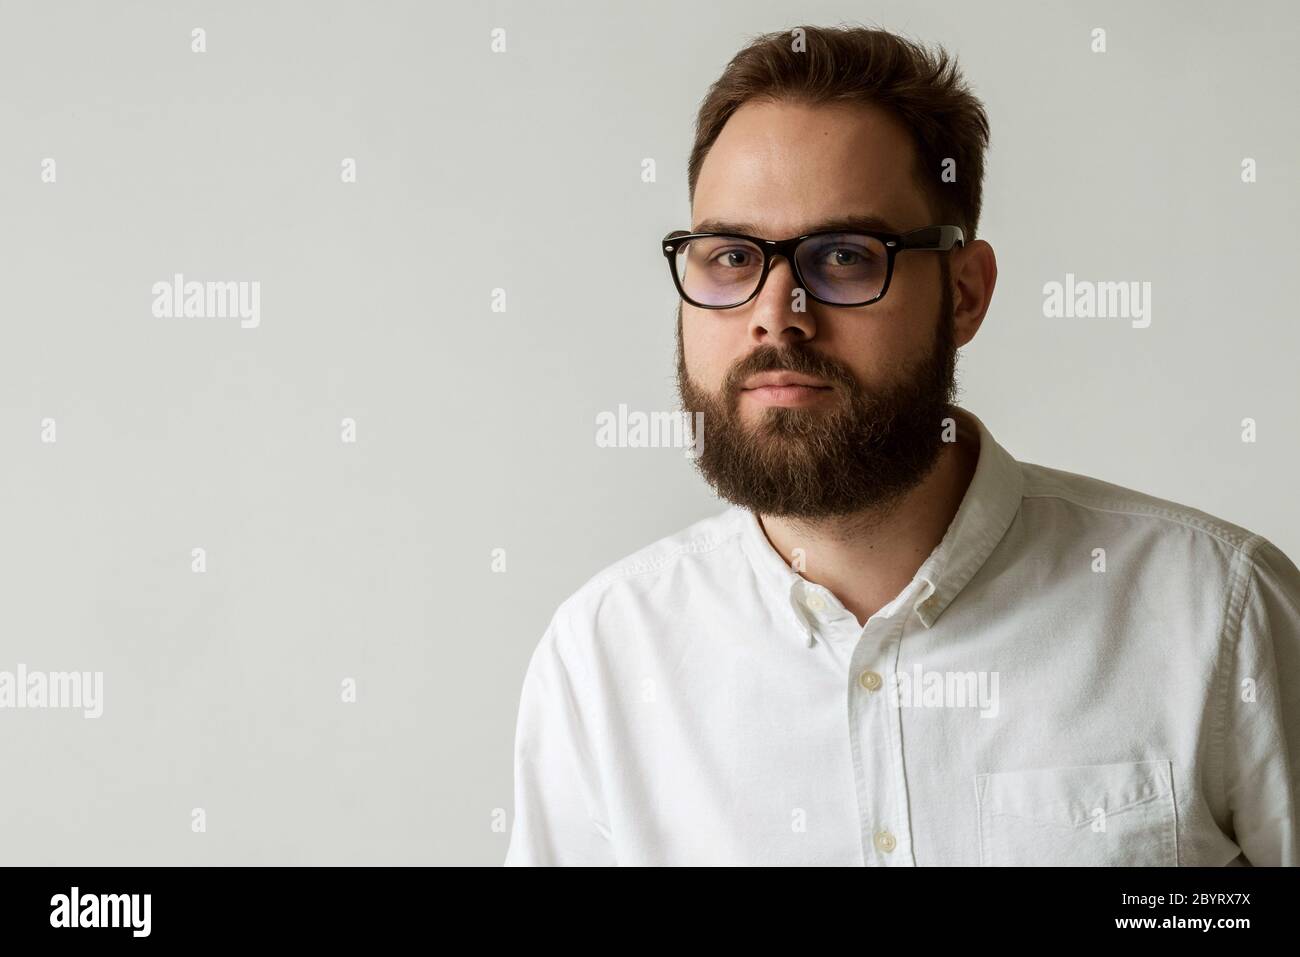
[675,273,958,520]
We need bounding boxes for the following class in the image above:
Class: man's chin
[736,388,841,413]
[737,401,838,429]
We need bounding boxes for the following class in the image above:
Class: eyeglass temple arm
[899,225,965,250]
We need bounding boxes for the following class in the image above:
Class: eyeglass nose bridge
[754,238,799,299]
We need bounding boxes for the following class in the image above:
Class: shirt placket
[846,607,915,866]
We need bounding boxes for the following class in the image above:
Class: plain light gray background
[1,0,1296,865]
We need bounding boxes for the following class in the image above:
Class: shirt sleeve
[503,607,616,866]
[1223,537,1300,865]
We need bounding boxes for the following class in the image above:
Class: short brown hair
[687,25,991,240]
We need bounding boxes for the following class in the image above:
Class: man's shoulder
[550,505,746,624]
[1016,458,1267,556]
[573,504,745,595]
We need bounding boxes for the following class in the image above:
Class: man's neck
[756,421,981,629]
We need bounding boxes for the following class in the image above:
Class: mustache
[723,345,858,395]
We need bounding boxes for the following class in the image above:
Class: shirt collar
[735,406,1024,646]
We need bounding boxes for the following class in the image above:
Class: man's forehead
[691,189,934,239]
[691,99,931,237]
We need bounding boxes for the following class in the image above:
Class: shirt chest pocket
[975,760,1178,866]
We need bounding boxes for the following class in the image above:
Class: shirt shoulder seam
[579,528,745,592]
[1019,481,1256,552]
[543,609,615,838]
[1210,532,1269,837]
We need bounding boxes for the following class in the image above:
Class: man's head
[674,26,997,519]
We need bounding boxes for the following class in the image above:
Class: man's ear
[952,240,996,348]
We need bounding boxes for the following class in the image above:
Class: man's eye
[712,249,756,267]
[822,247,873,266]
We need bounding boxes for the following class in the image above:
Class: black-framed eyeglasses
[661,224,964,309]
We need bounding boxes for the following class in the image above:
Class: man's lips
[740,372,832,390]
[739,373,834,407]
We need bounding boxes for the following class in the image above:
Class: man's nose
[747,256,815,344]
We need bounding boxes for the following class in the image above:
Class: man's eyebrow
[691,214,901,237]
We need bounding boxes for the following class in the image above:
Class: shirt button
[806,594,826,612]
[857,670,883,692]
[874,830,897,853]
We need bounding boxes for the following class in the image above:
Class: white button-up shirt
[504,408,1300,866]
